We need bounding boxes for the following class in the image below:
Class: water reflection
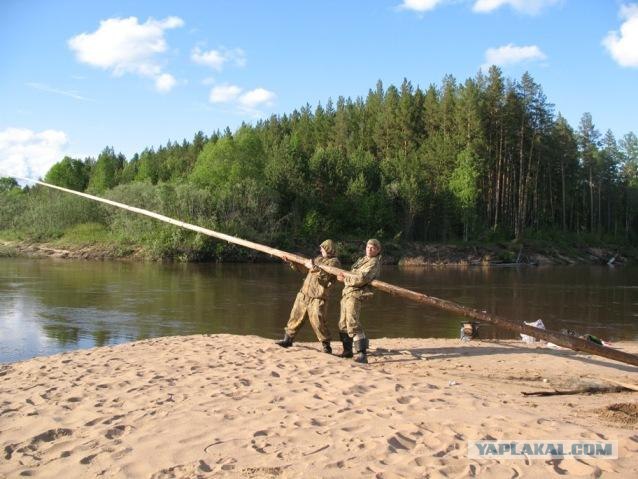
[1,258,637,363]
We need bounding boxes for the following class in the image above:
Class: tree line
[2,67,637,259]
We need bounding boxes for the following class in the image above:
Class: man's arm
[344,259,379,287]
[317,257,340,284]
[282,255,313,272]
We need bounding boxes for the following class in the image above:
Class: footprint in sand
[105,425,133,440]
[80,453,97,465]
[340,425,363,433]
[396,396,418,405]
[1,407,20,416]
[433,443,457,458]
[31,428,73,444]
[4,428,74,464]
[387,432,417,452]
[110,446,133,460]
[250,438,271,454]
[346,384,369,395]
[39,387,57,400]
[102,414,125,425]
[84,417,104,427]
[4,444,15,460]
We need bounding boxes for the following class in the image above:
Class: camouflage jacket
[292,255,341,300]
[342,255,382,299]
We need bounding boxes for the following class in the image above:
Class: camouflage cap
[320,239,336,256]
[367,238,382,251]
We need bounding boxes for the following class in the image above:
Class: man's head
[366,239,381,258]
[320,239,336,258]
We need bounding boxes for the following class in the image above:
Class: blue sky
[1,0,637,179]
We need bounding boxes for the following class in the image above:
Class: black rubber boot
[321,341,332,354]
[339,332,353,358]
[354,338,369,364]
[275,333,293,348]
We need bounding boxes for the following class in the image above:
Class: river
[1,258,637,363]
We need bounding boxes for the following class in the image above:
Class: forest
[1,67,637,260]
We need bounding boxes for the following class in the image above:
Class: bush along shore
[1,232,636,266]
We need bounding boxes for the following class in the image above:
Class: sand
[1,335,637,478]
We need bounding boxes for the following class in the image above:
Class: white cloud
[238,88,276,108]
[207,85,276,116]
[227,49,247,68]
[482,43,546,69]
[473,0,560,15]
[191,46,246,71]
[399,0,559,15]
[398,0,445,13]
[192,48,224,70]
[209,84,243,103]
[0,128,68,180]
[155,73,177,93]
[68,16,183,92]
[603,4,638,68]
[26,82,95,102]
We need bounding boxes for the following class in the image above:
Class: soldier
[336,239,382,364]
[275,240,341,353]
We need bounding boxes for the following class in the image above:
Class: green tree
[549,116,579,231]
[578,113,601,233]
[619,132,638,238]
[135,149,160,184]
[449,148,480,241]
[190,127,265,191]
[87,147,125,193]
[0,177,19,192]
[44,156,90,191]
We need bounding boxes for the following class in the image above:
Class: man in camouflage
[275,240,341,353]
[336,239,382,364]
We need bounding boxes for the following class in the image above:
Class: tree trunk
[561,158,566,231]
[589,166,594,232]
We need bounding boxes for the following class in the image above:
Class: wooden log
[522,386,631,397]
[10,176,638,368]
[597,377,638,392]
[319,263,638,367]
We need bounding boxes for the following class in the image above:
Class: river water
[1,258,637,363]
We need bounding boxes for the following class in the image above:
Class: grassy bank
[2,223,637,265]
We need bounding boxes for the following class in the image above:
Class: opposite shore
[1,237,636,266]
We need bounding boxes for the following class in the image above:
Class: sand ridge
[1,335,637,478]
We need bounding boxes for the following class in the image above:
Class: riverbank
[1,236,636,265]
[1,335,637,478]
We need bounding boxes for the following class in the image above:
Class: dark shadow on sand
[369,341,638,374]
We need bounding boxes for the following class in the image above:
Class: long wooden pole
[8,175,638,367]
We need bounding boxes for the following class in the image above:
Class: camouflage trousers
[285,292,330,342]
[338,294,366,341]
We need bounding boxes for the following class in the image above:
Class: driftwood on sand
[522,377,638,397]
[522,386,634,397]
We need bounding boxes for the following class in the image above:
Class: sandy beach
[1,335,637,478]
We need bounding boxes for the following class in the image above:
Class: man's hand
[337,272,345,282]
